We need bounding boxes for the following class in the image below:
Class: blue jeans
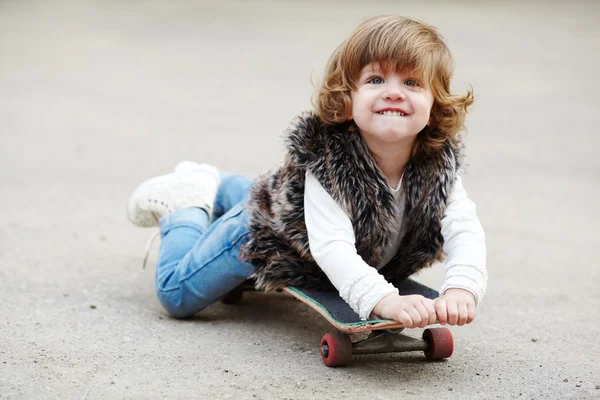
[155,173,255,318]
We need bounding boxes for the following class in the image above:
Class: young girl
[127,16,487,329]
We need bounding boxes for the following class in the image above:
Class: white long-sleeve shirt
[304,171,487,320]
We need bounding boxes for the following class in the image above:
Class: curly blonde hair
[314,16,474,152]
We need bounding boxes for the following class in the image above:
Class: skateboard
[283,279,453,367]
[221,279,453,367]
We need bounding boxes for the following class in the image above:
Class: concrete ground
[1,1,599,398]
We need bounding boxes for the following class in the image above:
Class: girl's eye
[369,77,384,84]
[405,79,420,87]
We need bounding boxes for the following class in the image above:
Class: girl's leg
[173,161,253,219]
[212,173,253,218]
[155,201,254,318]
[127,163,255,318]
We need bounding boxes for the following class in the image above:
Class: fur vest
[241,112,463,291]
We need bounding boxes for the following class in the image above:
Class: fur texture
[241,112,463,291]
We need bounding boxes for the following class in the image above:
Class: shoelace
[142,230,161,269]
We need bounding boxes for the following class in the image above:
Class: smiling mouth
[377,110,406,116]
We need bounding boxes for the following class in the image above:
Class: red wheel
[320,332,353,367]
[221,284,244,305]
[422,328,454,360]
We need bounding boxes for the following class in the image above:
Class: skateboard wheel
[220,284,244,305]
[320,332,353,367]
[422,328,454,360]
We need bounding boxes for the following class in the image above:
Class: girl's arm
[304,171,398,320]
[440,175,488,303]
[435,175,487,325]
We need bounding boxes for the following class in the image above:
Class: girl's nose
[383,84,405,101]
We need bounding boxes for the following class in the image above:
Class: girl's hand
[434,288,476,326]
[372,293,436,328]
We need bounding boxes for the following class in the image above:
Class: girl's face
[350,63,434,146]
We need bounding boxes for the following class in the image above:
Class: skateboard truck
[353,329,427,354]
[320,328,454,367]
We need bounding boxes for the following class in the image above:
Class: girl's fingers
[467,302,476,324]
[406,306,422,328]
[397,310,413,328]
[446,301,459,325]
[435,299,448,325]
[413,302,430,328]
[457,302,469,326]
[423,300,437,326]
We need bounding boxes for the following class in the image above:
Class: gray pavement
[1,1,599,399]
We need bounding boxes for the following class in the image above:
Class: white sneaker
[127,163,220,227]
[174,160,208,174]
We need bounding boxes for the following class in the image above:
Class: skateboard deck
[282,279,454,366]
[220,278,454,366]
[283,279,439,333]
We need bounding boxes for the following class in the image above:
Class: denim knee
[155,288,208,318]
[155,203,251,318]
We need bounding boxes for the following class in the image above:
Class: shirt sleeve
[303,171,398,320]
[440,175,488,304]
